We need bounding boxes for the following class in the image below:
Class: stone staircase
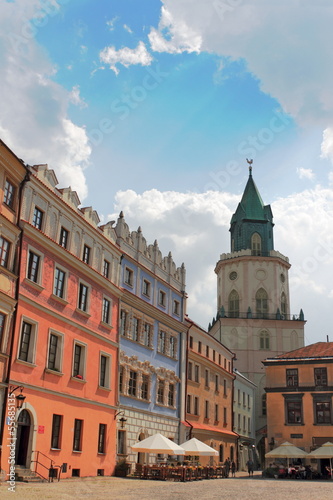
[15,466,46,483]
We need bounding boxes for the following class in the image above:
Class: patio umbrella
[131,433,185,455]
[265,441,307,467]
[307,442,333,480]
[179,438,219,456]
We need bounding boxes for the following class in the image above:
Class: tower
[209,162,305,451]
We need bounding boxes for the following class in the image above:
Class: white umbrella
[179,437,219,456]
[265,441,307,467]
[131,433,185,455]
[307,442,333,480]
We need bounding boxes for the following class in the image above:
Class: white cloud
[107,16,119,31]
[69,85,87,108]
[106,185,333,344]
[123,24,133,34]
[148,5,202,54]
[0,0,90,199]
[296,167,315,181]
[321,127,333,162]
[99,41,153,75]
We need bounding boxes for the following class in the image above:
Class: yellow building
[263,342,333,472]
[183,317,238,465]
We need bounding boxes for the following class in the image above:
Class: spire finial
[246,158,253,175]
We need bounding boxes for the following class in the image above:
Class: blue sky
[1,0,333,344]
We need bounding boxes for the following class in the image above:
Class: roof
[239,172,265,220]
[268,342,333,361]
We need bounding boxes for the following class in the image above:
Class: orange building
[1,163,123,479]
[263,342,333,471]
[0,140,29,471]
[183,317,238,465]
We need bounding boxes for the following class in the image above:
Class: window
[103,259,110,279]
[0,236,10,268]
[82,244,91,264]
[18,321,36,363]
[238,414,241,429]
[213,350,216,362]
[215,404,219,422]
[281,292,287,316]
[248,417,251,433]
[194,396,199,415]
[119,366,124,394]
[251,232,262,255]
[259,330,270,350]
[189,336,193,349]
[262,394,267,416]
[206,345,209,358]
[314,367,327,386]
[157,379,164,404]
[120,310,128,336]
[243,415,246,431]
[198,341,202,354]
[229,290,239,318]
[141,374,149,400]
[118,429,126,455]
[169,336,176,358]
[168,383,175,407]
[187,394,191,414]
[27,250,40,283]
[194,365,199,383]
[143,322,151,347]
[205,400,209,419]
[78,283,89,312]
[53,267,66,298]
[215,374,219,392]
[32,207,44,230]
[205,369,209,388]
[98,424,106,453]
[159,290,166,307]
[256,288,268,318]
[223,379,227,396]
[73,342,86,379]
[243,392,246,406]
[238,389,241,404]
[314,401,331,424]
[4,180,15,209]
[173,300,180,315]
[51,414,62,449]
[286,368,298,387]
[219,354,221,365]
[0,313,6,347]
[131,317,139,342]
[128,370,137,397]
[99,354,110,388]
[223,407,227,425]
[47,332,63,372]
[188,361,193,380]
[73,419,83,451]
[102,298,111,325]
[124,267,133,286]
[59,227,69,249]
[158,330,166,354]
[142,279,150,297]
[248,394,250,408]
[286,401,302,424]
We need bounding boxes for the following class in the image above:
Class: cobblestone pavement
[1,472,332,499]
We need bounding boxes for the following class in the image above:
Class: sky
[1,0,333,346]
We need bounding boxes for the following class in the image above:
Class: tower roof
[239,170,265,220]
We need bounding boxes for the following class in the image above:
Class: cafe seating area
[133,464,226,481]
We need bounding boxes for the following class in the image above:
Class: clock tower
[209,163,305,451]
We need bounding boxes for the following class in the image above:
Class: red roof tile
[275,342,333,359]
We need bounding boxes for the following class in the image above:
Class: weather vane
[246,158,253,174]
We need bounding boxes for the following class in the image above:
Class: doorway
[16,410,31,466]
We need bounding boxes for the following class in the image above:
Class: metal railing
[31,450,62,482]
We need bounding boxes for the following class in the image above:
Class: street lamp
[114,410,127,428]
[9,386,26,409]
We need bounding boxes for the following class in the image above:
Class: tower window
[251,233,262,256]
[259,330,270,350]
[228,290,239,318]
[256,288,268,318]
[281,292,287,316]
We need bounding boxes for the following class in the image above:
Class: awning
[186,421,238,438]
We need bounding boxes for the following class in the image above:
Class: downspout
[0,166,31,468]
[184,322,193,440]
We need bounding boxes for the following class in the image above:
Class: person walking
[231,460,236,477]
[247,459,254,477]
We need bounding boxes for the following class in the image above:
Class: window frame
[32,206,44,230]
[128,370,137,397]
[4,179,16,209]
[82,244,91,265]
[18,319,37,364]
[98,423,106,454]
[0,236,10,268]
[158,289,166,307]
[53,266,67,299]
[51,414,62,450]
[286,368,298,387]
[142,279,151,297]
[72,341,87,379]
[102,297,111,325]
[27,249,42,284]
[77,282,89,313]
[59,227,69,249]
[124,267,134,286]
[73,418,83,452]
[99,353,111,389]
[47,330,64,373]
[103,259,110,279]
[314,367,328,387]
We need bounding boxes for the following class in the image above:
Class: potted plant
[114,458,130,477]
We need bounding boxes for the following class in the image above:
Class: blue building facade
[114,213,187,465]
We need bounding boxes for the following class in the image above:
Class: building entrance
[16,410,31,466]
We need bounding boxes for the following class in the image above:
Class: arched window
[251,233,262,256]
[262,394,267,416]
[219,444,224,462]
[229,290,239,318]
[259,330,270,350]
[256,288,268,318]
[281,292,287,316]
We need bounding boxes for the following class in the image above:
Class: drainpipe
[184,321,193,441]
[0,165,31,469]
